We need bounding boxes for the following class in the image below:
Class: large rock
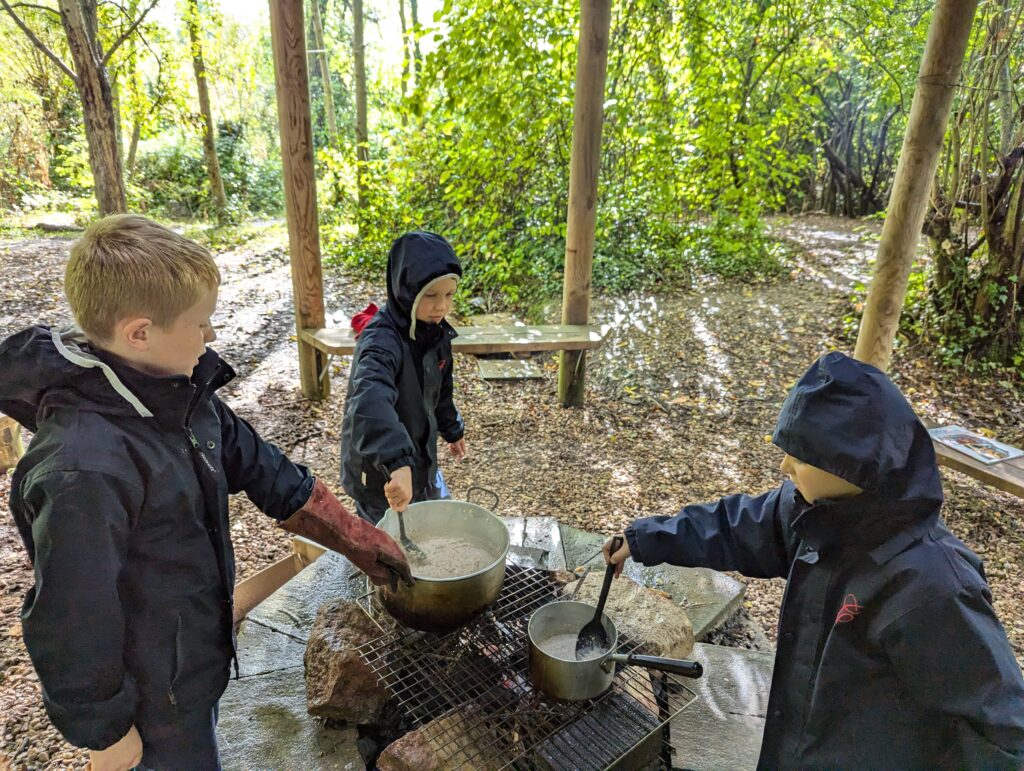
[562,574,694,658]
[376,710,507,771]
[304,599,390,723]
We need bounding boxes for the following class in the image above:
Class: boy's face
[780,453,863,503]
[414,277,457,324]
[112,286,218,378]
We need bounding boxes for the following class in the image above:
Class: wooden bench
[924,420,1024,499]
[300,324,605,356]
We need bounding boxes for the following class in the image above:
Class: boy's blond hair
[65,214,221,342]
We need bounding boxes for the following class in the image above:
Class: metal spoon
[575,535,622,660]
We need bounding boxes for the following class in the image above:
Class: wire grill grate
[357,565,697,770]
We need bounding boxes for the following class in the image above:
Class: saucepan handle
[466,485,500,511]
[607,653,703,678]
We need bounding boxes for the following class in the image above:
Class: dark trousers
[134,705,220,770]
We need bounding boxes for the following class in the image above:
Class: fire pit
[356,565,698,769]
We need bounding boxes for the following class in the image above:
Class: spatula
[378,463,426,564]
[395,508,426,563]
[575,535,622,660]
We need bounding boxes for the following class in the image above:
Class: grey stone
[218,666,363,771]
[558,524,746,638]
[246,551,369,641]
[235,617,307,677]
[502,516,567,570]
[670,642,774,771]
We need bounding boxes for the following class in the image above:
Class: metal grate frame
[357,565,697,770]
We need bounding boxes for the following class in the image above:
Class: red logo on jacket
[438,359,448,371]
[835,594,863,624]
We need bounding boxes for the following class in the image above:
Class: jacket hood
[0,325,230,432]
[385,232,462,333]
[772,351,943,509]
[0,326,154,431]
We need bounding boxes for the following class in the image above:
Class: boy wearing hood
[604,352,1024,769]
[341,231,466,523]
[0,215,413,771]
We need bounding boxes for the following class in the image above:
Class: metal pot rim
[378,499,510,583]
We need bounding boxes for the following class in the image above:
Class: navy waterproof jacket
[627,352,1024,769]
[341,232,464,513]
[0,326,313,750]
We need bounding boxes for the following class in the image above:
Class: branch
[9,2,59,16]
[0,0,77,83]
[101,0,159,65]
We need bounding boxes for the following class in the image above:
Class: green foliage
[129,122,282,219]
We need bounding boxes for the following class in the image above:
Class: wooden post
[269,0,330,399]
[0,415,24,472]
[854,0,979,370]
[557,0,611,407]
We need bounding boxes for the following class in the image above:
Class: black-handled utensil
[575,535,622,660]
[377,464,426,563]
[616,653,703,678]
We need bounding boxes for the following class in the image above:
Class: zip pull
[185,426,200,449]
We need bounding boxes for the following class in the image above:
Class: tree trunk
[854,0,980,370]
[58,0,126,215]
[187,0,228,223]
[558,0,612,407]
[352,0,369,220]
[409,0,421,77]
[127,119,141,178]
[110,72,124,169]
[398,0,409,112]
[310,0,338,146]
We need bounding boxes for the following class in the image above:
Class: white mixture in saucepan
[537,633,606,660]
[408,536,496,578]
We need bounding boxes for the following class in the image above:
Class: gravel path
[1,215,1021,768]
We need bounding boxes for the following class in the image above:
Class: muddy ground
[1,215,1022,768]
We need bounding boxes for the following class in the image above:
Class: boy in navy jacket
[341,232,466,523]
[605,352,1024,769]
[0,215,412,770]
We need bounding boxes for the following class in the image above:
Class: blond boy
[0,215,411,770]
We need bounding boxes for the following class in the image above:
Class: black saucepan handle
[619,653,703,678]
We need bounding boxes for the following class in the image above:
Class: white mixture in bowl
[408,535,497,578]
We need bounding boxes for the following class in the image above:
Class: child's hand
[385,466,413,512]
[448,437,467,461]
[88,724,143,771]
[602,533,631,578]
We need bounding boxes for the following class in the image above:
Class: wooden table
[924,420,1024,499]
[301,323,606,356]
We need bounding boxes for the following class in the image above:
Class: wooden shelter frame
[260,0,1023,497]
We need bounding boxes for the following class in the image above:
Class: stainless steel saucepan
[376,492,508,633]
[528,600,703,701]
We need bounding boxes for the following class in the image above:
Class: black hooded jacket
[627,352,1024,769]
[341,232,464,513]
[0,326,313,750]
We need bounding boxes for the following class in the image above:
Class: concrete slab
[502,516,567,570]
[235,617,307,677]
[245,551,367,642]
[558,524,746,639]
[670,642,774,771]
[218,666,363,770]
